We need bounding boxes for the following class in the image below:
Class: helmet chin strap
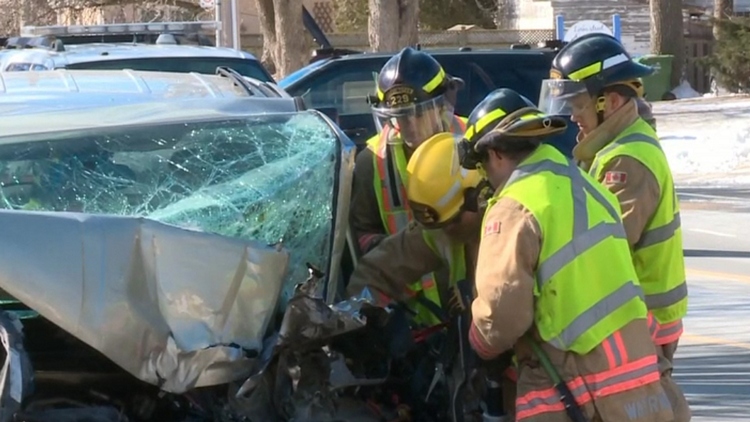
[595,95,607,125]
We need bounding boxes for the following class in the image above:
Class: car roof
[0,97,303,138]
[0,68,293,116]
[1,43,258,69]
[0,68,264,95]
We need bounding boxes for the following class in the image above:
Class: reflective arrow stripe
[505,157,643,351]
[506,158,625,289]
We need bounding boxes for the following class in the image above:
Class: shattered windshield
[0,112,338,301]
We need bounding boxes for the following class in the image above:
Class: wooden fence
[240,27,716,94]
[240,28,556,57]
[685,38,713,93]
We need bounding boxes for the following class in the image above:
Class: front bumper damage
[0,211,290,394]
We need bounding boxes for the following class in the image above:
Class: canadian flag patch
[484,221,501,236]
[604,171,628,184]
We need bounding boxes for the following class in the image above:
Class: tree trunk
[255,0,277,75]
[650,0,685,90]
[713,0,733,40]
[368,0,419,52]
[272,0,308,78]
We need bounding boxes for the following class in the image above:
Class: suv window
[438,54,552,114]
[64,57,274,83]
[297,62,379,114]
[436,59,491,116]
[481,56,551,102]
[5,63,49,71]
[282,52,558,147]
[294,60,382,141]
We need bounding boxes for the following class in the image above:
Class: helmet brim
[475,114,568,151]
[606,61,655,85]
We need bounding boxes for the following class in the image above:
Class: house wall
[550,0,652,54]
[514,0,694,55]
[513,0,554,29]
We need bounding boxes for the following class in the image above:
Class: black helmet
[459,88,567,169]
[551,33,654,95]
[372,47,462,148]
[375,47,455,107]
[539,33,653,116]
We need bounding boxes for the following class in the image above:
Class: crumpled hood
[0,210,289,393]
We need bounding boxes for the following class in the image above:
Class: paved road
[676,186,750,420]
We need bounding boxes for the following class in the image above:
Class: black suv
[278,46,578,157]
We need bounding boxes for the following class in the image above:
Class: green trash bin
[634,55,674,101]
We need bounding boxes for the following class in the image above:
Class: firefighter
[539,33,687,362]
[346,130,517,420]
[346,131,488,319]
[349,47,467,327]
[347,89,570,420]
[459,87,686,422]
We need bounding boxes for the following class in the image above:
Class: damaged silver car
[0,69,505,422]
[0,67,362,420]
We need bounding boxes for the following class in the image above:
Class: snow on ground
[655,94,750,186]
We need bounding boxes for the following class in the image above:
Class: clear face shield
[372,94,455,148]
[537,79,592,116]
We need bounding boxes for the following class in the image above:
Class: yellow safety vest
[589,118,687,326]
[366,115,467,326]
[491,144,648,354]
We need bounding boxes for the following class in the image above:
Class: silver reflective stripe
[590,132,681,252]
[514,380,588,414]
[634,212,681,251]
[504,156,640,351]
[603,335,624,366]
[384,144,410,230]
[514,352,659,415]
[590,133,662,176]
[549,280,644,350]
[656,319,683,341]
[645,280,688,309]
[506,158,626,289]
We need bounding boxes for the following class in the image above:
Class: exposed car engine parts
[0,260,507,422]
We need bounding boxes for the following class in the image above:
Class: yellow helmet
[406,132,483,228]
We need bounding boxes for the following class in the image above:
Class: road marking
[686,268,750,284]
[679,192,747,202]
[688,228,737,238]
[682,333,750,350]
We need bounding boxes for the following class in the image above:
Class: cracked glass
[0,112,339,302]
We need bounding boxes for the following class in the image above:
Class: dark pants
[657,339,691,422]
